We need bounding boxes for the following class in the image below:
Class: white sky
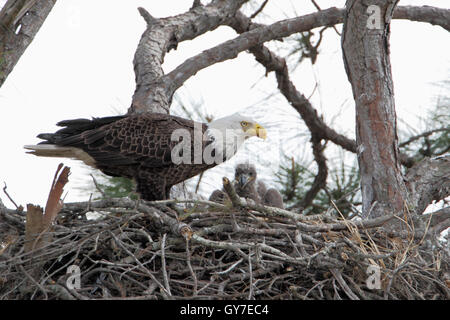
[0,0,449,208]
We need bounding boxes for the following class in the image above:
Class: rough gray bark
[0,0,56,88]
[394,5,450,31]
[406,156,450,215]
[341,0,410,219]
[165,7,343,95]
[170,5,450,89]
[129,0,249,114]
[426,206,450,235]
[341,1,450,220]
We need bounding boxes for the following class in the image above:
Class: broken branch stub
[24,164,70,253]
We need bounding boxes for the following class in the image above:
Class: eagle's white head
[206,113,267,162]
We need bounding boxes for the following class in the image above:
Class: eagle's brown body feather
[34,113,215,200]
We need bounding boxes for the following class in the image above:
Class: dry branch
[2,182,21,210]
[427,207,450,235]
[226,8,419,169]
[23,164,70,253]
[222,177,244,208]
[0,0,57,88]
[394,5,450,31]
[406,155,450,215]
[166,5,449,101]
[165,7,343,95]
[130,0,249,114]
[43,163,70,227]
[1,196,447,300]
[24,204,45,253]
[299,136,328,209]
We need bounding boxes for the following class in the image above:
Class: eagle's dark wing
[34,113,213,200]
[263,188,284,209]
[38,113,204,173]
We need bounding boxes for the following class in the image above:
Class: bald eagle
[24,113,266,200]
[209,163,284,209]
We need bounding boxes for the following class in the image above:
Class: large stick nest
[0,195,448,300]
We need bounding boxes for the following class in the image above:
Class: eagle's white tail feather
[24,145,97,167]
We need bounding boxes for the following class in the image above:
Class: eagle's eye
[240,121,249,127]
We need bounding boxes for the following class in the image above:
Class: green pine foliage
[428,104,450,155]
[288,31,320,65]
[321,160,360,218]
[399,82,449,162]
[95,176,138,200]
[275,155,360,218]
[275,156,316,206]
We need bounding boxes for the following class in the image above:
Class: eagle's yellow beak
[247,123,267,140]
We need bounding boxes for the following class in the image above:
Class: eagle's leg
[135,179,167,201]
[164,187,171,200]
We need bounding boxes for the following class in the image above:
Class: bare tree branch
[166,5,449,97]
[0,0,57,88]
[165,7,343,96]
[228,10,362,165]
[310,0,341,35]
[250,0,269,19]
[43,163,70,227]
[2,182,20,210]
[406,155,450,215]
[426,206,450,235]
[222,177,244,208]
[394,5,450,32]
[129,0,249,114]
[299,136,328,209]
[399,128,449,148]
[24,164,70,253]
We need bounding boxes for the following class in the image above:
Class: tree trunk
[341,0,410,219]
[0,0,57,88]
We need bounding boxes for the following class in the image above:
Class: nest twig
[0,196,448,300]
